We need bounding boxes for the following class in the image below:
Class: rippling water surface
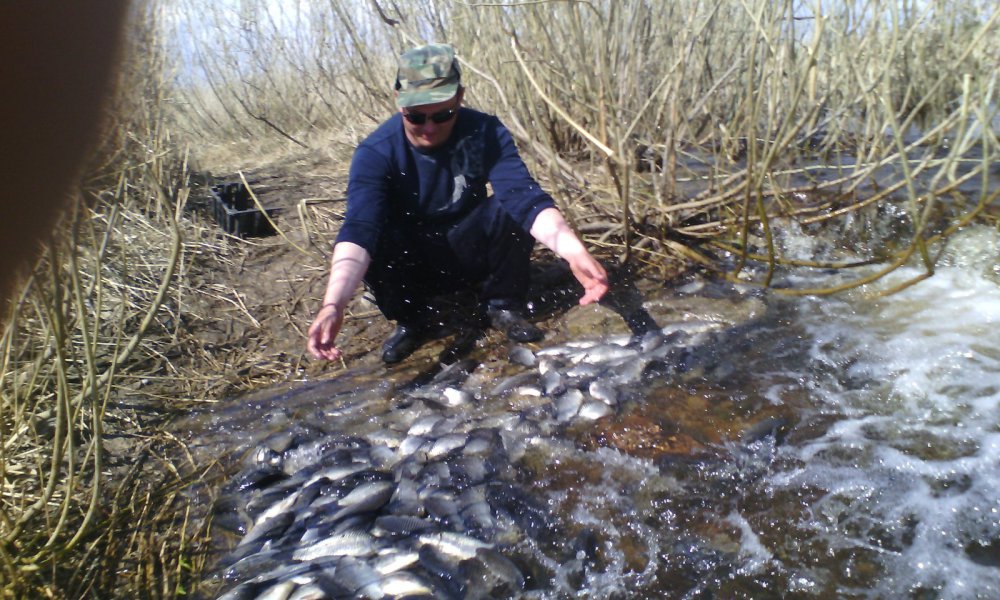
[180,226,1000,600]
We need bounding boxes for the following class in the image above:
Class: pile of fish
[211,424,542,599]
[207,318,731,599]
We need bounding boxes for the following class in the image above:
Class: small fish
[464,548,525,593]
[537,357,562,375]
[416,545,466,598]
[449,455,490,486]
[441,387,473,407]
[252,445,282,469]
[485,481,549,537]
[578,401,612,420]
[231,464,286,493]
[372,516,435,540]
[365,429,404,449]
[370,549,421,575]
[254,580,296,600]
[508,345,536,367]
[417,460,450,483]
[588,380,618,405]
[539,370,565,396]
[513,384,543,397]
[407,415,443,437]
[566,362,604,380]
[462,429,499,456]
[303,463,369,488]
[418,531,492,561]
[378,571,435,597]
[427,432,468,460]
[398,435,429,458]
[429,416,459,437]
[287,583,326,600]
[638,330,666,353]
[555,389,583,422]
[459,499,496,534]
[429,358,478,387]
[219,548,290,585]
[423,491,460,521]
[291,530,378,561]
[330,480,395,521]
[215,580,272,600]
[327,557,382,598]
[489,371,538,397]
[246,486,304,533]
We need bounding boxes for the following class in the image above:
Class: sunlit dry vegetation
[2,0,998,597]
[171,0,1000,287]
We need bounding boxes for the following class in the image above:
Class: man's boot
[381,323,425,364]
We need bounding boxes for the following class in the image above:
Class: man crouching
[308,43,608,365]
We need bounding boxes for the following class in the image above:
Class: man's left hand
[568,253,609,305]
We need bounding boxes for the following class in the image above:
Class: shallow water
[178,225,1000,600]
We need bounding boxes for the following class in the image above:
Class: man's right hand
[307,304,345,361]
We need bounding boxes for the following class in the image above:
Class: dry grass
[1,1,998,598]
[170,0,1000,286]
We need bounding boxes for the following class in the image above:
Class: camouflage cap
[394,43,461,108]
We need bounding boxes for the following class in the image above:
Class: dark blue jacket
[335,107,556,255]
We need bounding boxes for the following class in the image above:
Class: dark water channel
[175,223,1000,600]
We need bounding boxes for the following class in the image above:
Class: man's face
[399,89,463,150]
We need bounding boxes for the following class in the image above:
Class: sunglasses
[402,106,458,125]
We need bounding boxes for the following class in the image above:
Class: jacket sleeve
[335,144,391,255]
[486,117,556,232]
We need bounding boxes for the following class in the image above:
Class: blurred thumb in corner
[0,3,130,307]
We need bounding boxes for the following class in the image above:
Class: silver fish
[539,370,565,396]
[418,531,492,561]
[638,330,666,353]
[427,432,468,460]
[537,357,562,375]
[566,362,604,379]
[291,530,378,561]
[588,380,618,405]
[372,516,435,540]
[578,401,612,420]
[441,387,473,407]
[398,435,429,458]
[371,549,421,575]
[469,547,526,593]
[255,580,296,600]
[365,429,404,449]
[330,480,395,521]
[514,384,543,397]
[489,371,538,397]
[328,557,381,598]
[406,415,443,437]
[508,345,536,367]
[555,389,583,422]
[287,583,326,600]
[378,572,435,597]
[303,463,368,488]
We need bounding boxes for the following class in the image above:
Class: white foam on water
[726,511,774,575]
[775,226,1000,597]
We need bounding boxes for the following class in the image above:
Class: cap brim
[396,81,460,109]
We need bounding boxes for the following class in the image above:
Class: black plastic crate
[210,182,278,237]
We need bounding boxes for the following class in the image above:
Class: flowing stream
[177,224,1000,600]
